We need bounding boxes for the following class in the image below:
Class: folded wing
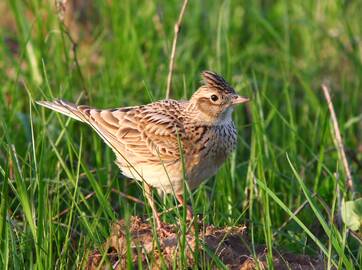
[37,99,187,168]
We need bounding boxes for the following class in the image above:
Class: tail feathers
[36,99,126,158]
[36,100,89,122]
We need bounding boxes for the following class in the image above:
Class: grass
[1,0,362,269]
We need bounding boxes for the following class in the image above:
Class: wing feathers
[37,99,187,167]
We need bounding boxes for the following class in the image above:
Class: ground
[85,217,326,269]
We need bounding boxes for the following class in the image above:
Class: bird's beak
[231,95,249,105]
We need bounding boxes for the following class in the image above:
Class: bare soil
[85,216,325,270]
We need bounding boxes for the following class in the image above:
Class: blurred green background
[0,0,361,269]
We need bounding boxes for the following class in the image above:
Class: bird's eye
[210,95,219,102]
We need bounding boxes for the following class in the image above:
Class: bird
[37,71,249,231]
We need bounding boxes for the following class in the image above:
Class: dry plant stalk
[55,0,67,21]
[166,0,189,99]
[56,0,91,103]
[321,84,353,192]
[52,192,96,220]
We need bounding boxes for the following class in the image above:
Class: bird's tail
[36,100,89,122]
[36,99,120,152]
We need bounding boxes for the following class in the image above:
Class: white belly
[120,162,185,193]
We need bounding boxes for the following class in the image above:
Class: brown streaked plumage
[37,71,249,230]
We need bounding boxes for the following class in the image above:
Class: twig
[350,230,362,244]
[56,0,91,103]
[52,188,144,220]
[9,153,14,180]
[52,191,96,220]
[165,0,189,99]
[273,194,316,237]
[111,188,145,205]
[321,84,353,192]
[145,204,183,222]
[63,27,90,102]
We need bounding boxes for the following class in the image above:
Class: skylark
[37,71,249,230]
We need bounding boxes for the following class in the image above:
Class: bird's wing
[112,101,188,166]
[38,99,187,167]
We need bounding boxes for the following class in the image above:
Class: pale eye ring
[210,95,219,102]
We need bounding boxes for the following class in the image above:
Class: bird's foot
[156,222,174,238]
[176,194,194,222]
[186,206,193,221]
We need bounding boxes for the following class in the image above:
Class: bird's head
[188,71,249,124]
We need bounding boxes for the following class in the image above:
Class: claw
[156,222,174,237]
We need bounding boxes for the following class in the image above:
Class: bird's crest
[201,71,236,94]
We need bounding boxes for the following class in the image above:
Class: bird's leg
[143,183,172,236]
[143,183,162,228]
[176,194,193,221]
